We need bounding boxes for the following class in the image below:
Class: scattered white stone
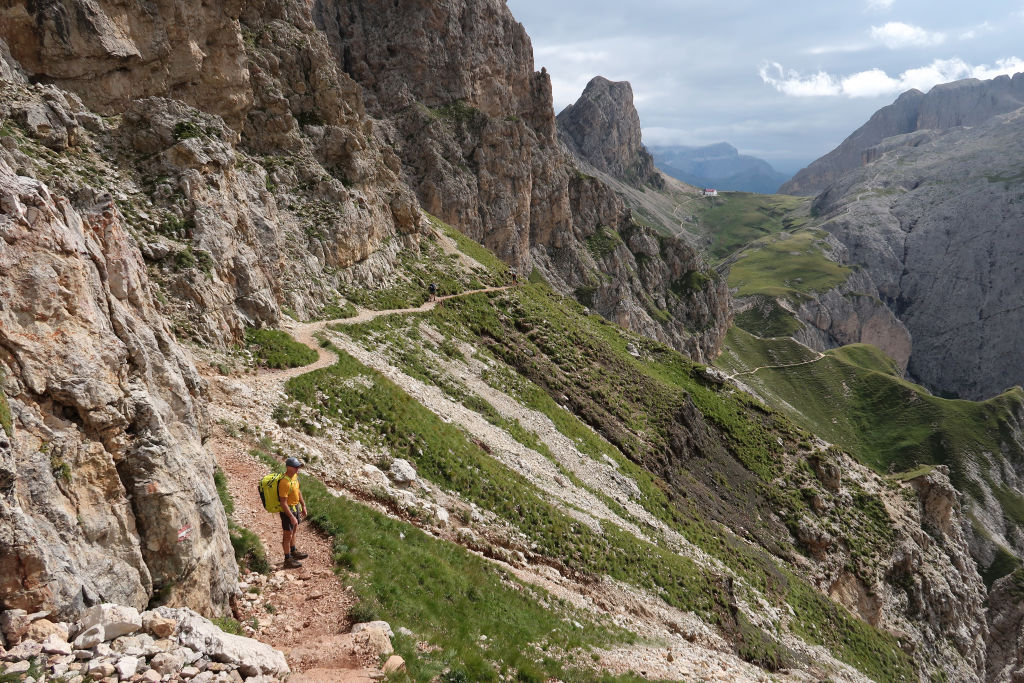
[41,633,72,655]
[114,655,139,679]
[161,608,289,678]
[433,507,450,525]
[351,621,394,639]
[72,624,103,649]
[141,669,162,683]
[150,649,185,675]
[4,660,30,675]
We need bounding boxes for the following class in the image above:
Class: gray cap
[285,457,304,468]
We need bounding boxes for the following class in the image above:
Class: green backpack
[258,473,285,513]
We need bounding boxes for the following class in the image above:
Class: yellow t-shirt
[278,474,301,508]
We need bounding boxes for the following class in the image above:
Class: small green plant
[50,454,71,483]
[173,121,204,141]
[264,602,277,614]
[212,616,243,635]
[0,372,12,437]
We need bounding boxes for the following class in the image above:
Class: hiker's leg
[280,511,293,558]
[290,506,300,547]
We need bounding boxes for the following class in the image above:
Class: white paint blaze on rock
[78,604,142,641]
[161,608,289,677]
[389,458,417,485]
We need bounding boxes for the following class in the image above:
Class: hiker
[428,282,438,301]
[279,457,309,568]
[510,267,518,284]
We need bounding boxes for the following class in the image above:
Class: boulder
[352,627,393,659]
[78,604,142,642]
[351,621,394,639]
[382,655,406,674]
[71,624,104,650]
[150,650,185,675]
[25,619,69,642]
[389,459,417,485]
[2,643,40,663]
[141,611,177,638]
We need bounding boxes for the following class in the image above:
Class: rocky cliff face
[781,72,1024,196]
[0,74,234,618]
[812,108,1024,400]
[557,76,662,189]
[0,0,733,624]
[313,0,727,361]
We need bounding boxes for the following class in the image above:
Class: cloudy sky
[505,0,1024,173]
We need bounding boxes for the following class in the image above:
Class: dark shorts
[279,509,297,532]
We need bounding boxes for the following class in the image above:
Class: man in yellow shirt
[278,457,309,568]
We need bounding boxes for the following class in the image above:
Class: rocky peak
[781,71,1024,195]
[557,76,662,188]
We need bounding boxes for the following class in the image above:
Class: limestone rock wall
[314,0,727,360]
[812,109,1024,400]
[0,150,234,619]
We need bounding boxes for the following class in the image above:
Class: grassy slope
[728,229,851,300]
[695,193,812,262]
[268,223,919,681]
[717,326,1024,584]
[305,293,913,680]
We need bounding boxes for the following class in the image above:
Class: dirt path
[206,285,516,679]
[724,351,825,379]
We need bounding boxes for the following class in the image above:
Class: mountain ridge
[651,142,790,194]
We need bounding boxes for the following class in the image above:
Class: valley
[1,0,1024,681]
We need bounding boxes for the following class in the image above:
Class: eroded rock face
[812,108,1024,400]
[781,72,1024,196]
[0,155,235,619]
[315,2,728,360]
[794,268,912,372]
[557,76,662,189]
[0,0,254,127]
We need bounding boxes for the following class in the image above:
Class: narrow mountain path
[206,284,516,680]
[723,350,826,379]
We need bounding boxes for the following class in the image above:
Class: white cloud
[871,22,946,49]
[866,0,894,11]
[760,57,1024,98]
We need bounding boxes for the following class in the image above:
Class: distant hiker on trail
[279,457,308,568]
[428,282,438,301]
[510,268,518,284]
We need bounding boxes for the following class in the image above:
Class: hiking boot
[283,555,303,569]
[290,548,309,560]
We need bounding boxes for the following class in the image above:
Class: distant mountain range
[649,142,791,194]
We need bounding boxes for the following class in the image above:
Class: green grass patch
[586,226,624,258]
[826,344,901,376]
[733,301,804,338]
[0,371,12,437]
[715,327,819,376]
[215,466,270,574]
[717,326,1024,586]
[300,475,636,682]
[428,214,511,280]
[695,193,812,261]
[244,329,318,369]
[728,229,851,300]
